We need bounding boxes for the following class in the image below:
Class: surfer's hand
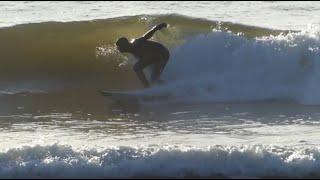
[156,23,167,30]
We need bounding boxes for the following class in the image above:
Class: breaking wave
[3,14,320,105]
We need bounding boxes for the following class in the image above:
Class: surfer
[116,23,170,88]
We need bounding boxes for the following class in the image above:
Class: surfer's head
[116,37,130,52]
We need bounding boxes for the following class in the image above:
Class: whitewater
[1,1,320,178]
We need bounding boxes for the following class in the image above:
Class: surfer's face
[117,44,129,52]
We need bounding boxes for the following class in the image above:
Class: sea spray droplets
[95,45,136,67]
[95,45,121,61]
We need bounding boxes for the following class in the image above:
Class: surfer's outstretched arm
[141,23,167,40]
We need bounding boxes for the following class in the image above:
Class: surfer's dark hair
[116,37,129,47]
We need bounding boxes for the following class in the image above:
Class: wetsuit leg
[150,54,169,84]
[133,60,150,88]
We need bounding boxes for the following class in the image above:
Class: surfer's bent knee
[133,62,143,72]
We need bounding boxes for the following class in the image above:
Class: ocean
[1,1,320,178]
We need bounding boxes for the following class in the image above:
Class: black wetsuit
[132,38,170,83]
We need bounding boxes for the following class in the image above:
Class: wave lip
[1,144,320,178]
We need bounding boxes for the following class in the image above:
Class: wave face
[3,14,320,105]
[1,144,320,178]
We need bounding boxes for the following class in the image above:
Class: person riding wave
[116,23,170,88]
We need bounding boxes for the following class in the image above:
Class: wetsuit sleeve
[132,37,144,45]
[140,23,167,40]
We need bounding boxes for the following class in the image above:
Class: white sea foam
[1,144,320,178]
[139,26,320,105]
